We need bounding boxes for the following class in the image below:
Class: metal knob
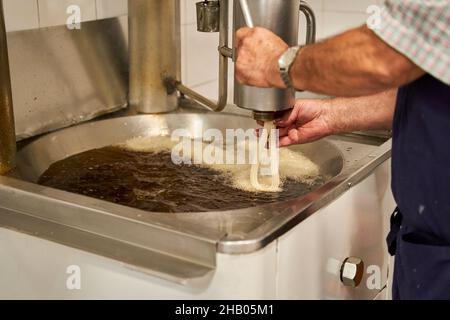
[340,257,364,287]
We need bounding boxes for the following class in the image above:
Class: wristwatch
[278,46,302,91]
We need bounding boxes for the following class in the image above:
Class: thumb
[276,105,300,127]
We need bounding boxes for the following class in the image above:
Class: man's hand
[235,27,288,88]
[263,89,397,148]
[275,100,333,147]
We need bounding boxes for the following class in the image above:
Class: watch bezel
[278,46,301,90]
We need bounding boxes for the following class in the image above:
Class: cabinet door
[277,161,395,299]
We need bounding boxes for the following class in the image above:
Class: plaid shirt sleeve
[372,0,450,85]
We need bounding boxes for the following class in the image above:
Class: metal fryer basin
[0,113,391,283]
[15,113,343,185]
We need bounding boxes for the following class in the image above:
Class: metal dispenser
[184,0,316,121]
[234,0,316,120]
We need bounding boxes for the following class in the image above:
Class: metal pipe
[0,0,16,174]
[300,0,316,44]
[176,0,229,112]
[129,0,180,113]
[239,0,254,28]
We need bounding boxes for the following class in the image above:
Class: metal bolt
[340,257,364,287]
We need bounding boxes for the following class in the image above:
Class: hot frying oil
[38,145,324,213]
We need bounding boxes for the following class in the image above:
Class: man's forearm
[291,26,424,97]
[275,89,397,147]
[326,89,397,134]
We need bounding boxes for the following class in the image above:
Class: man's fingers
[235,71,252,85]
[236,27,253,39]
[287,128,300,143]
[275,109,294,126]
[235,27,253,49]
[279,128,309,147]
[279,135,296,147]
[277,105,301,127]
[278,126,294,138]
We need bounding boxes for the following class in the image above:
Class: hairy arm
[326,88,397,133]
[276,89,397,147]
[291,27,423,96]
[236,26,424,97]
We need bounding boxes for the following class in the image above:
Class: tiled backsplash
[3,0,127,31]
[3,0,384,99]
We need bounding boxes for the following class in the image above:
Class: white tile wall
[184,23,219,87]
[38,0,97,28]
[96,0,127,20]
[2,0,383,99]
[321,0,383,38]
[3,0,39,32]
[323,0,383,13]
[322,11,368,38]
[3,0,127,31]
[181,0,198,25]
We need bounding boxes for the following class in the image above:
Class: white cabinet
[277,161,395,299]
[0,228,278,299]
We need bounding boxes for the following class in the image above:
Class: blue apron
[387,74,450,299]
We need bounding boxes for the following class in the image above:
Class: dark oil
[38,146,322,213]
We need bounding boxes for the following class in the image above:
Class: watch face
[279,47,300,69]
[278,47,300,90]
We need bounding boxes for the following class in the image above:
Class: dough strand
[250,121,281,192]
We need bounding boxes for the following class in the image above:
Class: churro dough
[122,134,320,193]
[250,121,281,192]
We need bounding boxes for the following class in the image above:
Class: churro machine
[0,0,394,299]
